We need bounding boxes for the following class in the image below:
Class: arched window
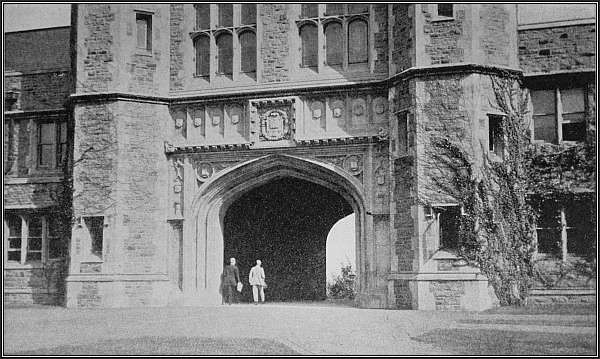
[325,22,343,66]
[216,32,233,75]
[195,35,210,76]
[241,4,256,25]
[300,23,318,68]
[348,20,368,64]
[240,31,256,73]
[195,3,210,30]
[325,3,344,16]
[301,4,318,18]
[218,4,233,27]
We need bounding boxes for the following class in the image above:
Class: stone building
[3,4,596,309]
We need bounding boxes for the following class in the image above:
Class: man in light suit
[223,257,241,305]
[249,259,266,304]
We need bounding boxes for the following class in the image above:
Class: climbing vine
[424,72,537,305]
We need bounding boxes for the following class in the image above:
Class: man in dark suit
[222,257,241,305]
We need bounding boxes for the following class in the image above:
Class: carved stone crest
[331,100,344,119]
[260,110,290,141]
[311,101,323,120]
[210,108,221,126]
[175,117,184,129]
[193,110,204,127]
[352,102,364,116]
[342,155,363,176]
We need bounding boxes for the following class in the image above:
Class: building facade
[3,4,596,309]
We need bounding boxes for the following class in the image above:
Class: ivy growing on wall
[425,72,538,305]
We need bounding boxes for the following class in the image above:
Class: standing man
[223,257,241,305]
[249,259,266,304]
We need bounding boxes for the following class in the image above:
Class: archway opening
[326,213,356,285]
[223,176,354,302]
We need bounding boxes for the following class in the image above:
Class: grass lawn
[412,329,596,355]
[9,337,301,356]
[482,303,596,315]
[458,318,596,327]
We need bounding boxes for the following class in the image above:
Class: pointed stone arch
[184,154,367,305]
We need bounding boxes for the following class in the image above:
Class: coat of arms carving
[260,109,290,141]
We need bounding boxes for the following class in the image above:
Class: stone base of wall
[413,278,499,311]
[356,291,389,309]
[65,276,174,308]
[526,289,596,305]
[4,262,67,306]
[4,291,63,306]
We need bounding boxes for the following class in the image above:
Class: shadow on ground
[482,303,596,315]
[9,337,300,356]
[412,329,596,356]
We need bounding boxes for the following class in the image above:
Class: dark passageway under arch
[223,177,354,302]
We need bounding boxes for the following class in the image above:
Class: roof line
[4,25,70,34]
[518,17,596,30]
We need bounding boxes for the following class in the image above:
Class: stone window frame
[191,4,257,82]
[534,200,593,261]
[430,3,455,22]
[425,203,464,251]
[3,212,65,268]
[83,216,105,259]
[436,204,462,250]
[530,86,588,144]
[295,4,371,73]
[486,113,506,160]
[36,119,68,170]
[134,10,153,53]
[395,110,409,155]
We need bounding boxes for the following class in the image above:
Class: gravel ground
[3,303,596,355]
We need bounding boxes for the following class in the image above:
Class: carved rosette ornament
[342,155,363,176]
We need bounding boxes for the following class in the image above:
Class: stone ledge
[4,288,62,294]
[388,272,487,281]
[4,176,63,184]
[65,274,170,282]
[530,288,596,295]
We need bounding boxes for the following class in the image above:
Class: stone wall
[169,4,185,91]
[421,5,469,65]
[391,4,413,74]
[479,4,512,67]
[78,4,116,92]
[4,261,68,306]
[116,102,169,274]
[4,27,71,73]
[260,4,290,83]
[519,23,596,73]
[4,72,71,112]
[416,75,472,204]
[4,183,62,208]
[372,4,389,75]
[72,103,118,216]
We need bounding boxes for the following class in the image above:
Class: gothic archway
[187,154,366,305]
